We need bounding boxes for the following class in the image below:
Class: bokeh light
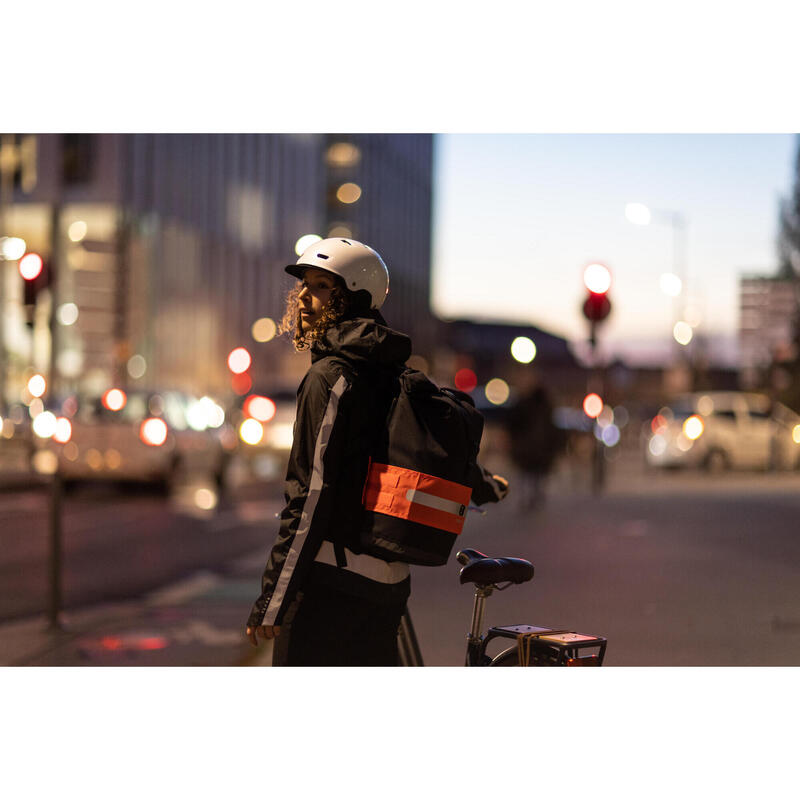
[682,415,705,440]
[32,411,57,438]
[19,253,43,280]
[239,418,264,445]
[244,395,277,422]
[583,393,603,419]
[601,424,621,446]
[228,347,251,374]
[793,425,800,444]
[251,317,277,343]
[625,202,652,226]
[194,488,218,511]
[673,321,693,345]
[0,236,26,260]
[454,368,477,393]
[127,354,147,379]
[231,372,252,395]
[68,220,88,242]
[510,336,537,364]
[336,183,362,204]
[583,263,611,294]
[294,234,322,256]
[57,303,79,326]
[140,417,168,446]
[597,405,614,428]
[54,417,72,444]
[649,435,667,457]
[102,388,127,411]
[200,397,225,429]
[32,451,58,474]
[484,378,510,405]
[27,374,46,398]
[326,142,361,168]
[328,224,353,238]
[659,272,683,297]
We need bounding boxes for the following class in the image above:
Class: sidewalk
[0,547,275,667]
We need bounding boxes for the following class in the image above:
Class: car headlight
[682,415,704,440]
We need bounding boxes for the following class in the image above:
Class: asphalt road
[407,454,800,666]
[3,451,800,666]
[0,477,281,623]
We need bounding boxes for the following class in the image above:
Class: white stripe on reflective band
[262,374,348,626]
[405,488,466,517]
[315,541,410,584]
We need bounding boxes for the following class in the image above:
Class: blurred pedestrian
[506,376,561,511]
[245,238,508,666]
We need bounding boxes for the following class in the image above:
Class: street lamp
[625,202,691,352]
[625,202,688,295]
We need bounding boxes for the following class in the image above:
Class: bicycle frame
[397,555,607,666]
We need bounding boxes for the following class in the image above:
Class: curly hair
[278,281,350,351]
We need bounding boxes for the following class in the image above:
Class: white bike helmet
[286,237,389,310]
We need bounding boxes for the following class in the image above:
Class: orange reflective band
[363,462,472,535]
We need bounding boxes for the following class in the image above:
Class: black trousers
[272,570,409,667]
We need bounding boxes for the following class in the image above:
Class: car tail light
[140,417,168,446]
[102,388,127,411]
[243,394,277,422]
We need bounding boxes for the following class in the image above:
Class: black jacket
[247,315,505,629]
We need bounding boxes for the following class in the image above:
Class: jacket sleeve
[469,461,509,505]
[247,368,350,629]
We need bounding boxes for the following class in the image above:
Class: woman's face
[297,268,337,332]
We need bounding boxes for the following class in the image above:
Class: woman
[245,238,506,666]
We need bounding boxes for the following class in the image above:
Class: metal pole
[47,471,63,630]
[0,135,15,409]
[589,322,605,494]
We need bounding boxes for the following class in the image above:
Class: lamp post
[625,202,691,355]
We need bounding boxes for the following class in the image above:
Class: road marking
[145,571,221,606]
[170,620,242,646]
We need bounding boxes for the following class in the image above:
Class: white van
[645,391,800,471]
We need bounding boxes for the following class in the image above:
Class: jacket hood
[311,314,412,367]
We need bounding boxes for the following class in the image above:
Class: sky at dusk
[430,134,798,366]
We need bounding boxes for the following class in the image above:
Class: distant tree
[777,134,800,278]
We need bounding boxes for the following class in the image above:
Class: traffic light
[582,262,612,323]
[19,252,50,321]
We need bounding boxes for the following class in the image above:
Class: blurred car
[35,390,228,488]
[645,391,800,471]
[230,388,297,481]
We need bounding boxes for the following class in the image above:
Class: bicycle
[397,548,607,666]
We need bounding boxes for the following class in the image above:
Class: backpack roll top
[360,368,485,566]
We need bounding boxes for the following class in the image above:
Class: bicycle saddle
[456,548,534,586]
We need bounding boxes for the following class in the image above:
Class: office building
[0,133,436,406]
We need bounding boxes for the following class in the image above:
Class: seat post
[468,585,493,642]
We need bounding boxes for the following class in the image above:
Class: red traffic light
[583,292,612,322]
[19,252,43,281]
[582,262,612,322]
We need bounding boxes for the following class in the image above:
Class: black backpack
[359,367,485,566]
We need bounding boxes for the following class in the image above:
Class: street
[2,449,800,666]
[0,476,281,623]
[409,452,800,666]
